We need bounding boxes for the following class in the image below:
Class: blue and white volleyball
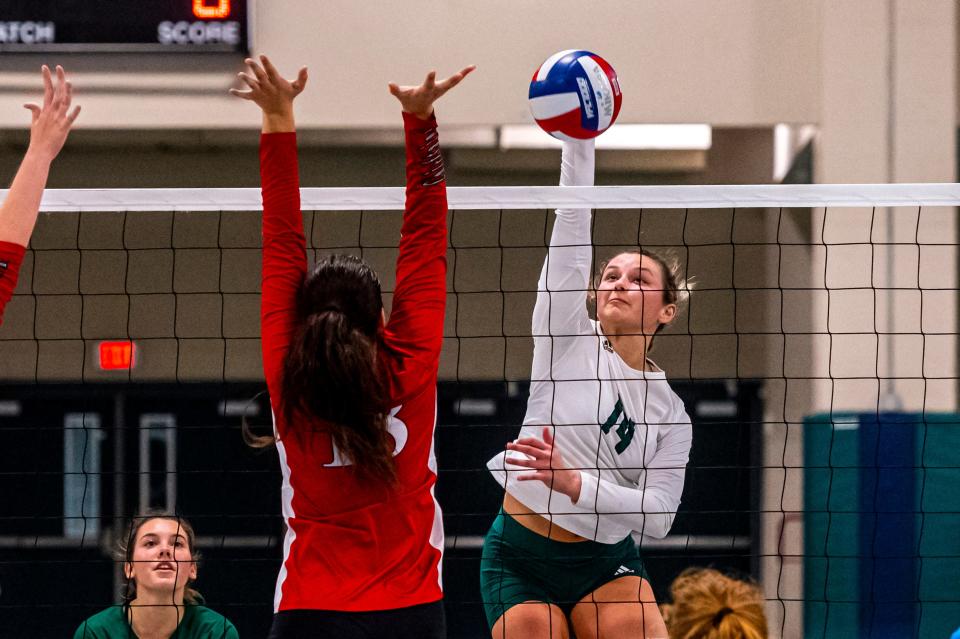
[528,50,622,140]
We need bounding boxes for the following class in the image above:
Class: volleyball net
[1,183,958,638]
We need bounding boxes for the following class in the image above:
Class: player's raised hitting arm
[482,52,688,638]
[0,65,80,326]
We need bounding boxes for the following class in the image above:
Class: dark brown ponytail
[279,254,396,484]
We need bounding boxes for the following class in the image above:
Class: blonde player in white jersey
[482,138,693,639]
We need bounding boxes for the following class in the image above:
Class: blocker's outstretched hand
[24,64,80,162]
[230,55,308,132]
[388,65,475,120]
[506,426,583,502]
[0,65,80,248]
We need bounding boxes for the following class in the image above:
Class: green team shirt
[74,604,239,639]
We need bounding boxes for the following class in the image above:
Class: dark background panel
[0,380,761,638]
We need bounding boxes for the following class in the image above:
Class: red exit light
[193,0,231,19]
[99,341,135,370]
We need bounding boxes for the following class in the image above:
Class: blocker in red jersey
[528,49,622,140]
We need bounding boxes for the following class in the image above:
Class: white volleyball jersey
[487,139,693,544]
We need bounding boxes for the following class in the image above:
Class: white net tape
[8,182,960,211]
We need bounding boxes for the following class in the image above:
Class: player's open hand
[388,65,475,120]
[506,426,582,502]
[24,65,80,162]
[230,55,307,131]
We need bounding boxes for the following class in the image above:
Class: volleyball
[528,49,622,140]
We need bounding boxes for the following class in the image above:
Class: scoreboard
[0,1,249,53]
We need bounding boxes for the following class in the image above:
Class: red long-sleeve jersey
[260,112,448,613]
[0,241,26,327]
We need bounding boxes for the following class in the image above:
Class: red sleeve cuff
[0,241,26,323]
[402,111,438,130]
[0,241,26,261]
[260,132,301,198]
[260,131,298,144]
[260,131,298,165]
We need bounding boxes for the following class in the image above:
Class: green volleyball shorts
[479,510,649,630]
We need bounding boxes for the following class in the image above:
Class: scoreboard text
[0,1,249,53]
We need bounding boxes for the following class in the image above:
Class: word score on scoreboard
[0,0,249,53]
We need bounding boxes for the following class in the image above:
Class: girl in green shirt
[74,513,238,639]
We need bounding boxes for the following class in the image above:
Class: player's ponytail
[661,567,768,639]
[280,254,397,484]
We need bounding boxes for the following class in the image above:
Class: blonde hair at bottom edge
[660,567,768,639]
